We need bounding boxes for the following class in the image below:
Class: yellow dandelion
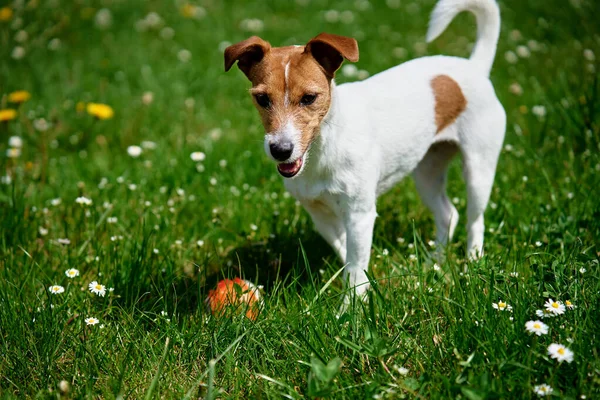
[0,7,13,22]
[0,109,17,122]
[86,103,114,120]
[180,3,197,18]
[8,90,31,104]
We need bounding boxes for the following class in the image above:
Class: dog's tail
[426,0,500,77]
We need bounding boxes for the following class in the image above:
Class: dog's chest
[284,174,345,215]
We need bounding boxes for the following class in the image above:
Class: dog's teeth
[277,157,303,177]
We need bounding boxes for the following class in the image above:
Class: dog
[224,0,505,301]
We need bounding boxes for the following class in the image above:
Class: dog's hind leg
[460,106,506,259]
[461,152,498,259]
[413,141,460,248]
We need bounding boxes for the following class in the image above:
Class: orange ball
[206,278,262,320]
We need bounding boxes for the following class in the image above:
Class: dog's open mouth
[277,157,303,178]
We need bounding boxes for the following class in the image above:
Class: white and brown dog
[225,0,505,300]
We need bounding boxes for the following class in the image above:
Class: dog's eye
[254,93,271,109]
[300,94,317,106]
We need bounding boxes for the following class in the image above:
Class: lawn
[1,0,599,398]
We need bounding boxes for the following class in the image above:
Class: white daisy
[6,148,21,158]
[565,300,576,309]
[492,300,513,312]
[85,317,100,326]
[357,69,370,80]
[536,309,556,319]
[190,151,206,162]
[504,50,518,64]
[12,46,26,60]
[94,8,112,29]
[516,45,531,58]
[532,105,547,119]
[177,49,192,63]
[65,268,80,278]
[545,299,566,315]
[547,343,574,363]
[239,18,264,32]
[525,320,549,336]
[160,27,175,40]
[341,64,358,78]
[583,49,595,62]
[75,196,92,206]
[141,140,157,150]
[533,384,553,397]
[395,366,409,376]
[127,145,143,158]
[33,118,51,132]
[88,281,106,297]
[8,136,23,148]
[57,238,71,245]
[49,285,65,294]
[141,92,154,105]
[509,82,523,96]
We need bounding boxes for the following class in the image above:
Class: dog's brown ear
[305,33,359,77]
[224,36,271,78]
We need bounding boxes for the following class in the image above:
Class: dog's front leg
[303,201,347,263]
[342,203,377,302]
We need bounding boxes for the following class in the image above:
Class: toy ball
[206,278,262,320]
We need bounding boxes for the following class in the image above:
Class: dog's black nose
[270,142,294,161]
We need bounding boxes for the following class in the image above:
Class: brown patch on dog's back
[431,75,467,133]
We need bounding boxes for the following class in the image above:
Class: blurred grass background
[1,0,599,398]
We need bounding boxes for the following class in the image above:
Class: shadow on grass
[209,230,337,291]
[113,230,339,316]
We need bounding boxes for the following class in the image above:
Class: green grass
[1,0,599,398]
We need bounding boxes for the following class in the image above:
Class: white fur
[282,0,505,301]
[284,61,291,106]
[264,120,306,163]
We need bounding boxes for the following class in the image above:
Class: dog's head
[225,33,359,178]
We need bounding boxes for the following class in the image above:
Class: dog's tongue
[277,158,303,178]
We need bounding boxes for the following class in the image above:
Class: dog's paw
[338,284,369,316]
[468,247,484,261]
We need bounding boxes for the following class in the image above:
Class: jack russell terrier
[225,0,505,301]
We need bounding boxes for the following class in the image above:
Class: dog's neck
[322,80,338,133]
[314,80,340,156]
